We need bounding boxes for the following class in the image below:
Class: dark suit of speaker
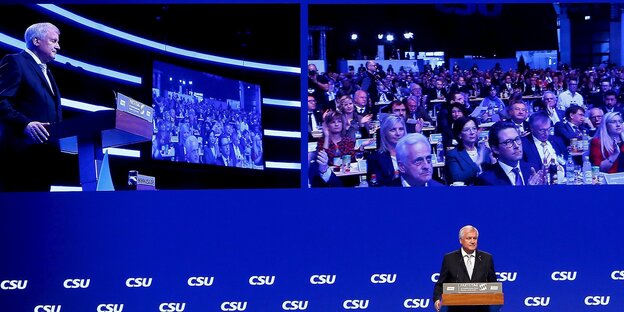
[433,249,497,312]
[0,50,62,191]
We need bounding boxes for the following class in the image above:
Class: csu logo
[159,303,186,312]
[220,302,247,311]
[309,274,336,285]
[611,270,624,280]
[248,275,275,286]
[282,300,309,310]
[188,276,214,286]
[370,274,396,284]
[126,277,152,288]
[524,297,550,306]
[97,304,124,312]
[403,299,430,308]
[584,296,610,306]
[343,300,369,309]
[63,278,90,289]
[1,279,28,290]
[496,272,517,282]
[551,271,577,281]
[34,305,61,312]
[430,273,439,283]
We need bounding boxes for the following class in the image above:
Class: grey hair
[25,22,59,50]
[459,225,479,239]
[395,132,430,165]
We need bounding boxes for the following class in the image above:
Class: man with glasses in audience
[521,111,568,172]
[554,105,591,147]
[475,121,544,186]
[393,133,443,187]
[541,91,564,125]
[590,79,612,107]
[587,107,604,137]
[558,78,585,110]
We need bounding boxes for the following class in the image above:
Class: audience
[590,112,624,173]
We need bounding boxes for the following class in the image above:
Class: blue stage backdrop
[1,186,623,311]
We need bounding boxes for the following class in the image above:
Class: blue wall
[1,186,622,311]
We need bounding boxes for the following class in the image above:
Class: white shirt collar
[498,160,522,185]
[24,48,44,66]
[461,248,475,258]
[400,176,428,187]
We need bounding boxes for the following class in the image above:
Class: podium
[441,283,504,312]
[50,103,152,191]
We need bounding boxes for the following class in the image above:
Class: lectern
[441,283,504,312]
[50,93,153,191]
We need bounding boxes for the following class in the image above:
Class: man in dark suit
[394,133,444,187]
[505,100,530,136]
[595,90,624,115]
[553,105,591,147]
[522,111,568,171]
[433,225,497,312]
[0,22,62,191]
[308,150,342,187]
[475,121,545,186]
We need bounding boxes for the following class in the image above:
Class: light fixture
[377,33,384,40]
[351,33,358,40]
[403,32,414,40]
[386,34,394,42]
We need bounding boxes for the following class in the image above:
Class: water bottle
[581,130,589,152]
[355,129,362,139]
[358,175,369,187]
[437,141,445,163]
[565,155,575,185]
[582,156,592,185]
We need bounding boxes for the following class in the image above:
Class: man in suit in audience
[353,89,374,117]
[553,105,590,147]
[308,149,342,187]
[433,225,497,312]
[586,107,604,137]
[307,95,323,141]
[0,22,63,191]
[595,90,624,115]
[393,133,444,187]
[522,111,568,171]
[475,121,544,186]
[505,100,530,136]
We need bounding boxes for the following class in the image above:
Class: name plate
[443,282,502,294]
[116,92,154,123]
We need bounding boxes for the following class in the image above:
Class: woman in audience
[590,111,624,173]
[444,116,495,185]
[336,94,371,139]
[366,114,406,186]
[317,110,356,165]
[202,130,220,165]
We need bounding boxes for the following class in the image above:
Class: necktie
[39,63,54,94]
[541,142,551,165]
[466,255,474,279]
[512,167,523,186]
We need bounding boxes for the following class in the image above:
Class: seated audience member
[202,130,220,165]
[307,95,323,141]
[394,133,444,187]
[390,99,424,133]
[367,114,407,186]
[590,112,624,173]
[558,78,584,110]
[554,105,591,147]
[437,93,468,149]
[337,94,371,139]
[596,90,624,115]
[445,117,495,185]
[184,135,201,164]
[316,110,356,164]
[541,91,565,125]
[471,85,506,123]
[521,111,568,171]
[405,95,432,123]
[217,136,234,167]
[586,107,604,137]
[475,121,545,186]
[309,150,343,187]
[505,100,530,136]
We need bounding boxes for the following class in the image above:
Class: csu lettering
[125,277,152,288]
[343,300,369,309]
[282,300,309,310]
[495,272,517,282]
[584,296,610,306]
[248,275,275,286]
[159,303,186,312]
[551,271,577,281]
[1,279,28,290]
[220,302,247,311]
[403,299,430,308]
[430,273,439,283]
[309,275,336,285]
[187,276,214,286]
[34,305,61,312]
[524,297,550,306]
[370,274,396,284]
[611,270,624,280]
[96,304,124,312]
[63,278,90,289]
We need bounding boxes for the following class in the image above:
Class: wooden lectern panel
[442,293,504,306]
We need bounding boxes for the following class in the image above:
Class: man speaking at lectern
[433,225,497,312]
[0,22,62,191]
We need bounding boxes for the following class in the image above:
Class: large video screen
[151,60,264,170]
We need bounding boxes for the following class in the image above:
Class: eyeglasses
[608,119,623,125]
[513,107,528,112]
[462,127,478,133]
[534,127,553,134]
[589,115,603,119]
[499,136,522,148]
[413,155,433,166]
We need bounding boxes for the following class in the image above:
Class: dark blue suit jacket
[433,249,497,302]
[474,161,534,186]
[521,135,568,170]
[554,121,589,147]
[366,151,398,186]
[444,147,493,185]
[0,51,62,151]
